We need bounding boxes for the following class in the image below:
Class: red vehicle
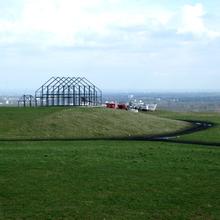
[117,104,128,110]
[106,103,117,109]
[106,102,127,110]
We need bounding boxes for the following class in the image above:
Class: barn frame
[18,77,102,107]
[18,95,35,107]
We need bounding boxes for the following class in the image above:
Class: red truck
[117,104,128,110]
[106,102,128,110]
[106,103,117,109]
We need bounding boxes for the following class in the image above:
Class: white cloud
[177,3,220,39]
[1,1,220,91]
[0,0,104,46]
[0,0,174,48]
[0,1,219,50]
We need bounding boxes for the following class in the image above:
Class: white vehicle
[128,99,157,111]
[141,104,157,111]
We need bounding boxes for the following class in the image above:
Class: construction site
[18,76,157,112]
[18,77,102,107]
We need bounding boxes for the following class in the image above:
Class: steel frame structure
[18,95,35,107]
[18,77,102,107]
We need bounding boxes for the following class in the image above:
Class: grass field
[0,107,190,140]
[0,107,219,219]
[149,111,220,144]
[1,140,219,220]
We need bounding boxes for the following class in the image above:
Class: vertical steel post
[68,85,70,105]
[23,95,26,107]
[46,86,49,106]
[93,86,96,106]
[52,86,55,106]
[95,91,98,106]
[78,86,81,106]
[57,87,60,106]
[41,87,44,106]
[88,86,91,106]
[100,91,102,106]
[35,96,37,107]
[62,86,65,106]
[73,85,75,106]
[83,85,86,106]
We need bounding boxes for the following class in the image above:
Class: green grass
[0,107,190,140]
[0,108,220,219]
[0,140,220,220]
[149,110,220,144]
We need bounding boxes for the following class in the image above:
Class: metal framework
[18,77,102,107]
[18,95,35,107]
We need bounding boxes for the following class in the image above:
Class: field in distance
[0,107,190,140]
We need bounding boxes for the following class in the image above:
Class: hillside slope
[0,107,191,140]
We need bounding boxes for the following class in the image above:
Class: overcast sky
[0,0,220,94]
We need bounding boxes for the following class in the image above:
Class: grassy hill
[0,107,190,140]
[0,109,219,219]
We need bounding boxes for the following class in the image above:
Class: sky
[0,0,220,94]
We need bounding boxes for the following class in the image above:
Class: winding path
[0,120,219,147]
[147,120,220,147]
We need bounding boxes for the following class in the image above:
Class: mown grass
[149,110,220,144]
[0,140,220,220]
[0,108,219,219]
[0,107,190,140]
